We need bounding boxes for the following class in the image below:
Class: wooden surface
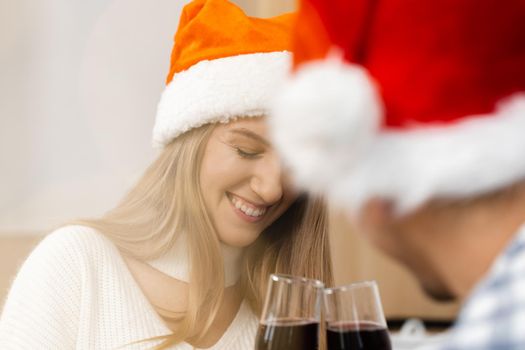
[0,234,42,311]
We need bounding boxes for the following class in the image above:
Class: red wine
[255,319,319,350]
[326,321,392,350]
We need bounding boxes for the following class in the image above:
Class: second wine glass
[324,280,392,350]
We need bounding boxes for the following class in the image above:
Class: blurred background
[0,0,458,323]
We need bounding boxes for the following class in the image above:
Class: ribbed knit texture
[0,225,258,349]
[147,233,244,287]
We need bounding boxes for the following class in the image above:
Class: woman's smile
[227,192,269,223]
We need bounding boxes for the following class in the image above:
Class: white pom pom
[270,58,383,195]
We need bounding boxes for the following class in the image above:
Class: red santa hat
[270,0,525,213]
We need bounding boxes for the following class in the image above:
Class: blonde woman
[0,0,333,349]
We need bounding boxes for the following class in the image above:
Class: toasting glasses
[255,274,325,350]
[324,281,392,350]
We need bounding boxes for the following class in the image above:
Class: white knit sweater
[0,226,259,349]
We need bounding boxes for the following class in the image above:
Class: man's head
[354,182,525,301]
[269,0,525,301]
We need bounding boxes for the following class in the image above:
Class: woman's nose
[250,156,285,205]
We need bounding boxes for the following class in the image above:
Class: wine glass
[255,273,325,350]
[324,280,392,350]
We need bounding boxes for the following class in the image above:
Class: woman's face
[199,117,298,247]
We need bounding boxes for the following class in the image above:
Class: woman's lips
[227,193,269,223]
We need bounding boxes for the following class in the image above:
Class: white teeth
[230,195,267,217]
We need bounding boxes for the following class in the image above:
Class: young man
[270,0,525,348]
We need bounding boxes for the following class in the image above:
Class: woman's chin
[218,231,261,248]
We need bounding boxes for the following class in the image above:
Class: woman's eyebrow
[228,128,270,147]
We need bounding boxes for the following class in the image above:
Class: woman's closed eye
[235,146,262,159]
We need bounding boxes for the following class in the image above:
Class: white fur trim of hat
[153,51,291,148]
[271,58,525,215]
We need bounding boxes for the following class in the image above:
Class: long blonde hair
[75,122,333,348]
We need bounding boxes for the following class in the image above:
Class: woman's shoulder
[23,225,121,275]
[5,225,126,305]
[0,226,123,348]
[39,224,118,256]
[44,224,111,244]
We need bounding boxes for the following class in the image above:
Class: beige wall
[231,0,295,17]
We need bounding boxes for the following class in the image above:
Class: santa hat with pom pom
[153,0,294,148]
[270,0,525,214]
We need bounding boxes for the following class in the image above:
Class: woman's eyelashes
[221,136,265,159]
[235,146,261,159]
